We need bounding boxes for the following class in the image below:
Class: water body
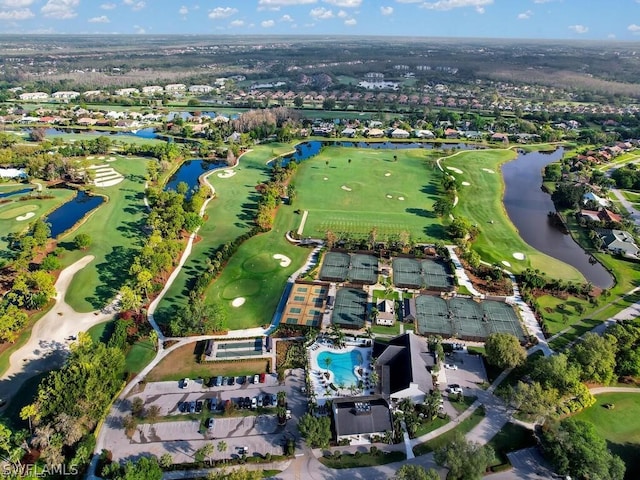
[502,149,613,288]
[165,159,226,199]
[45,190,105,238]
[39,127,158,139]
[0,187,34,199]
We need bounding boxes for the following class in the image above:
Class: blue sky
[1,0,639,40]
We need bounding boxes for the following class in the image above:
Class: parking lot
[436,349,488,417]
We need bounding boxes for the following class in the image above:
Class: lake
[46,190,105,238]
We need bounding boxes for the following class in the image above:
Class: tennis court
[349,254,378,284]
[421,259,454,290]
[392,257,454,290]
[415,295,526,342]
[319,252,351,282]
[331,288,368,329]
[393,258,423,289]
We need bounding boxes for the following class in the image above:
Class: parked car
[228,376,235,386]
[221,377,228,386]
[257,395,263,408]
[207,398,217,411]
[178,401,187,413]
[205,417,215,430]
[444,363,458,370]
[244,397,251,409]
[189,401,196,414]
[181,378,190,388]
[237,375,246,385]
[215,375,223,386]
[263,394,271,407]
[448,384,463,395]
[195,400,203,413]
[251,397,257,409]
[259,373,266,383]
[239,446,249,455]
[253,374,260,384]
[285,409,292,420]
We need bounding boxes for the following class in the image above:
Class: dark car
[205,417,215,430]
[208,398,217,411]
[221,377,228,386]
[178,401,187,413]
[207,377,216,387]
[237,376,246,385]
[263,394,272,407]
[189,401,196,414]
[244,396,251,409]
[228,376,235,386]
[195,400,203,413]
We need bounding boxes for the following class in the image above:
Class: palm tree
[323,356,332,375]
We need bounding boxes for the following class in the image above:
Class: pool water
[316,349,363,387]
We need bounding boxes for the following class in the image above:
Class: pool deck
[309,340,374,404]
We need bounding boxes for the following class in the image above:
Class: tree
[434,432,495,480]
[570,332,617,385]
[145,405,161,424]
[74,233,92,250]
[298,413,331,448]
[395,464,440,480]
[446,216,476,241]
[217,440,227,454]
[509,381,559,419]
[293,96,304,108]
[540,419,625,480]
[119,285,142,313]
[159,453,173,469]
[131,397,144,418]
[484,333,526,369]
[115,455,163,480]
[195,443,215,465]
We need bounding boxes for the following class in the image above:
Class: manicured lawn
[58,155,149,311]
[371,323,402,336]
[445,149,584,281]
[155,143,296,329]
[487,422,537,468]
[450,395,477,413]
[536,294,599,339]
[87,320,116,344]
[0,187,75,256]
[294,146,445,241]
[573,393,640,480]
[125,338,157,375]
[319,450,405,469]
[413,405,486,456]
[414,415,450,437]
[145,343,270,382]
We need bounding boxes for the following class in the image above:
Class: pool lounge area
[309,341,374,405]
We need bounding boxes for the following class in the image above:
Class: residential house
[376,299,395,326]
[52,91,80,101]
[373,331,435,404]
[365,128,385,138]
[142,86,163,96]
[402,298,417,322]
[414,129,435,139]
[114,88,139,96]
[583,192,608,208]
[19,92,49,101]
[491,132,509,143]
[599,230,639,259]
[463,131,484,140]
[332,396,393,444]
[444,128,460,139]
[390,128,410,139]
[341,127,357,138]
[82,90,102,97]
[165,84,186,93]
[189,85,214,94]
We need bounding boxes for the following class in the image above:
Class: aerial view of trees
[484,333,526,370]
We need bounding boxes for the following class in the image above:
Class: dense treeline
[611,164,640,190]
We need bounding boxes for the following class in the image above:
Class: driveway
[486,447,555,480]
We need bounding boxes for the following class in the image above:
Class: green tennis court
[332,288,368,329]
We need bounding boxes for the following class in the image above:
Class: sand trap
[501,260,511,267]
[106,157,117,162]
[398,196,405,201]
[86,156,95,160]
[386,194,393,199]
[217,169,237,179]
[231,297,245,307]
[461,181,471,186]
[446,167,464,174]
[273,254,292,267]
[482,168,495,174]
[323,177,328,181]
[341,185,352,192]
[512,252,525,260]
[384,172,391,177]
[16,212,35,221]
[95,176,124,187]
[98,156,106,160]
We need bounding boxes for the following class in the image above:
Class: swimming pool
[316,349,363,387]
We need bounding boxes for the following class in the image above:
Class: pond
[502,149,613,288]
[0,187,34,199]
[39,128,158,139]
[165,159,226,199]
[46,190,105,238]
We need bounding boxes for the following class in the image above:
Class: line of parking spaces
[442,352,488,396]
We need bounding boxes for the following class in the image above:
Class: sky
[1,0,640,40]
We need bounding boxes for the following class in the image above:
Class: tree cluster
[298,413,332,449]
[610,164,640,190]
[434,432,495,480]
[256,160,298,231]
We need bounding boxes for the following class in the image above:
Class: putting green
[0,204,38,219]
[222,278,261,299]
[243,253,279,274]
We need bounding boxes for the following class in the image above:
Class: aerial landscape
[1,1,640,479]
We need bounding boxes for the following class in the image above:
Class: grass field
[573,393,640,479]
[487,422,537,469]
[412,406,486,456]
[294,146,444,241]
[0,187,75,257]
[58,155,149,311]
[444,149,584,281]
[154,143,310,330]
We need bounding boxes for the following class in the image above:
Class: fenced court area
[331,288,368,329]
[415,295,526,342]
[392,257,454,290]
[319,252,378,285]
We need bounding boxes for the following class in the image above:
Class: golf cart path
[0,255,116,402]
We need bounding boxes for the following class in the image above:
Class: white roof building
[583,192,608,207]
[19,92,49,101]
[52,91,80,100]
[142,86,164,95]
[189,85,214,94]
[82,90,102,97]
[115,88,139,96]
[165,84,186,92]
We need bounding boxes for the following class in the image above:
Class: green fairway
[154,143,304,330]
[573,393,640,479]
[294,146,444,241]
[444,149,584,281]
[0,188,75,257]
[59,155,149,312]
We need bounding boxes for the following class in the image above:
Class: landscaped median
[412,405,486,456]
[319,448,405,469]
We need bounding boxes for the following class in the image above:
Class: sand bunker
[273,254,292,267]
[98,156,106,160]
[501,260,511,267]
[384,172,391,177]
[323,177,328,181]
[106,156,117,162]
[86,156,95,160]
[16,212,35,221]
[217,169,237,179]
[512,252,525,260]
[341,185,352,192]
[461,181,471,186]
[398,196,405,201]
[231,297,246,308]
[446,167,464,174]
[386,194,393,199]
[482,168,495,174]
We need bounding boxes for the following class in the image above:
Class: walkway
[446,246,483,297]
[0,256,117,406]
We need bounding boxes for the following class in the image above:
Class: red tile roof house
[491,132,509,143]
[444,128,459,138]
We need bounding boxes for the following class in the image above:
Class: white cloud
[89,15,110,23]
[568,24,588,34]
[133,24,145,33]
[258,0,316,5]
[123,0,145,11]
[395,0,421,3]
[280,14,294,21]
[380,6,393,15]
[229,19,245,27]
[208,7,238,19]
[0,0,34,7]
[100,2,116,9]
[310,6,333,19]
[421,0,493,11]
[261,19,275,27]
[607,33,616,39]
[179,6,188,15]
[628,24,640,33]
[337,9,347,17]
[0,7,33,19]
[324,0,361,7]
[344,17,356,25]
[517,10,532,20]
[41,0,79,19]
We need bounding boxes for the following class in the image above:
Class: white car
[181,378,190,388]
[444,363,458,370]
